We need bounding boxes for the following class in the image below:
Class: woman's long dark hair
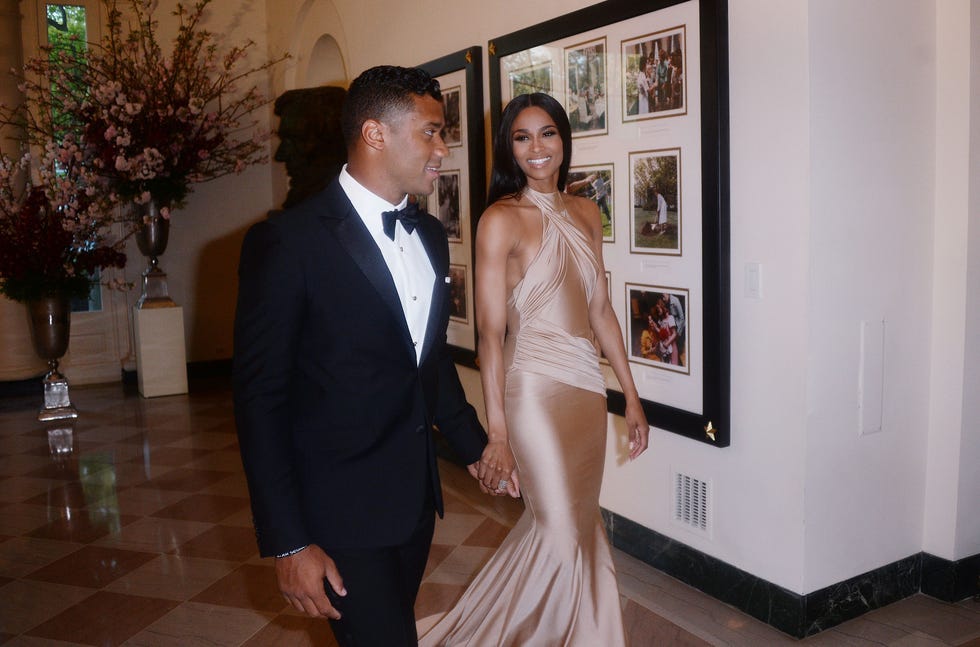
[486,93,573,206]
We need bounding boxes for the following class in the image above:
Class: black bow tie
[381,202,421,240]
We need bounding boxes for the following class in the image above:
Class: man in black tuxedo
[233,66,490,646]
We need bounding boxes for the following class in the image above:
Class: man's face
[380,94,448,201]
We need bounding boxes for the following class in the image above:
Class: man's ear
[361,119,386,152]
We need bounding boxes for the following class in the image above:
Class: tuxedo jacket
[233,178,486,557]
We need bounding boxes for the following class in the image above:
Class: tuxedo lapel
[316,182,414,348]
[417,216,448,366]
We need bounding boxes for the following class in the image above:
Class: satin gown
[420,187,626,646]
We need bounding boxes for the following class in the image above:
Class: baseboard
[121,358,232,388]
[922,551,980,602]
[601,510,978,639]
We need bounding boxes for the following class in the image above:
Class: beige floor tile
[104,554,239,601]
[430,511,485,546]
[92,516,212,553]
[121,602,274,647]
[423,545,496,586]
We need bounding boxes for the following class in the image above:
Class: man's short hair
[341,65,442,147]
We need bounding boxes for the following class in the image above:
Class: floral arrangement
[0,141,126,303]
[3,0,286,214]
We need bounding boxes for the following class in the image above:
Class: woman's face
[510,105,563,191]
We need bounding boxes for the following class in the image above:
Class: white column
[0,0,47,381]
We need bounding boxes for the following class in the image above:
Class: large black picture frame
[418,47,486,369]
[488,0,730,447]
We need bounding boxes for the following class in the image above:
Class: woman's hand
[477,439,517,494]
[625,400,649,460]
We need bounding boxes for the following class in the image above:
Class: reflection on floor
[0,380,978,646]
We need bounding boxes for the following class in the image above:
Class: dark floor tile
[416,581,466,620]
[26,590,177,646]
[174,524,259,561]
[27,510,139,544]
[137,467,232,492]
[424,543,455,579]
[25,544,157,588]
[127,445,215,467]
[462,517,511,548]
[622,599,712,646]
[243,613,339,646]
[191,563,288,613]
[151,493,250,523]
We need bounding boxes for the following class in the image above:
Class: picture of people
[509,62,552,99]
[630,149,680,254]
[565,38,607,136]
[566,164,614,241]
[622,26,686,120]
[442,86,462,147]
[627,285,688,373]
[448,264,468,323]
[437,170,462,242]
[411,192,429,214]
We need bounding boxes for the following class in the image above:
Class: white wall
[924,0,972,561]
[956,0,980,559]
[244,0,978,595]
[804,0,937,589]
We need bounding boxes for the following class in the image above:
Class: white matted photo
[448,264,468,323]
[630,148,681,255]
[564,37,607,137]
[567,163,614,242]
[508,60,553,99]
[437,170,462,243]
[622,25,687,121]
[441,85,462,147]
[626,283,689,374]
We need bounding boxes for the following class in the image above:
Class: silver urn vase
[27,295,78,421]
[135,199,177,308]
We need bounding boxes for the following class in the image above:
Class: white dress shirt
[339,165,435,365]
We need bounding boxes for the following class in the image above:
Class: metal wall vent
[673,472,710,536]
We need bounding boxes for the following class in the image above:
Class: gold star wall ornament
[465,50,472,64]
[704,421,717,442]
[489,42,496,57]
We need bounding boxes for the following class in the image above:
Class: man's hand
[275,544,346,619]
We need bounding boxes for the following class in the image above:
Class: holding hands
[468,439,520,498]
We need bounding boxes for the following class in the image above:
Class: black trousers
[324,498,436,647]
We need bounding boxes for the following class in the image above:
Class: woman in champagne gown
[420,93,649,646]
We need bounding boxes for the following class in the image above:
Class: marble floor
[0,379,977,646]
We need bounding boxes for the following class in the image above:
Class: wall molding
[602,510,979,638]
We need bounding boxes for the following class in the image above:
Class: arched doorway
[307,34,346,88]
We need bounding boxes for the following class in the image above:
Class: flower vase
[27,295,78,422]
[135,199,177,308]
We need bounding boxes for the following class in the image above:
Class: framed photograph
[567,163,614,242]
[437,170,462,243]
[630,148,681,255]
[418,47,486,365]
[626,284,689,374]
[509,61,553,99]
[622,25,687,121]
[441,85,463,147]
[489,0,730,447]
[412,192,430,214]
[448,264,469,323]
[565,37,608,136]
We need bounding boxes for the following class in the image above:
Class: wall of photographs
[489,0,730,446]
[418,48,486,366]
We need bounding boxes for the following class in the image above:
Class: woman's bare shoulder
[480,196,530,227]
